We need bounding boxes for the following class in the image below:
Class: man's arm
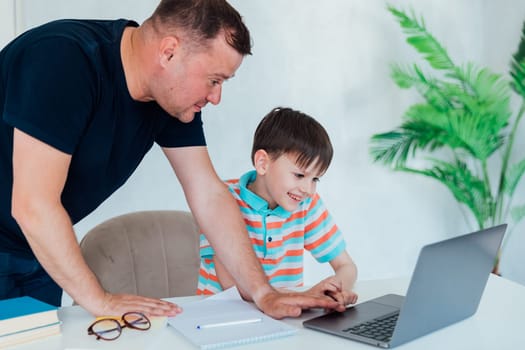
[163,146,343,318]
[213,256,239,291]
[11,129,181,316]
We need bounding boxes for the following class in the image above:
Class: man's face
[154,33,243,123]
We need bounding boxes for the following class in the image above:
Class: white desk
[12,274,524,350]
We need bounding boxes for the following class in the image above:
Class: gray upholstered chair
[79,210,200,301]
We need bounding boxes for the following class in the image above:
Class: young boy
[197,107,358,306]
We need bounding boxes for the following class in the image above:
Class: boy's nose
[300,182,315,197]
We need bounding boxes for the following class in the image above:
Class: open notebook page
[167,287,297,349]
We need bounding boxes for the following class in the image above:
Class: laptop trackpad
[305,298,401,330]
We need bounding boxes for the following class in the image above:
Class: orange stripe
[304,224,338,250]
[225,179,239,185]
[308,193,320,209]
[196,289,215,295]
[287,210,307,221]
[266,221,285,229]
[198,267,219,283]
[305,210,328,232]
[283,229,304,240]
[251,237,264,246]
[245,218,262,228]
[269,267,303,278]
[237,200,250,209]
[261,249,303,265]
[284,249,303,257]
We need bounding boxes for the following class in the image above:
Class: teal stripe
[283,237,304,245]
[197,275,223,292]
[312,240,346,263]
[310,232,340,255]
[280,255,304,263]
[269,275,302,284]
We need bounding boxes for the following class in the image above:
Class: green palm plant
[370,5,525,273]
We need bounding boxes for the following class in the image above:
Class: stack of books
[0,296,61,348]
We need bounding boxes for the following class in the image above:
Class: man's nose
[207,85,222,105]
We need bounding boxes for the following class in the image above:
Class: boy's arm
[304,251,358,306]
[329,250,358,292]
[327,250,358,305]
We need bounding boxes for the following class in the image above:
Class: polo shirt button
[268,237,272,242]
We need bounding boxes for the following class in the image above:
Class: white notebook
[167,287,297,349]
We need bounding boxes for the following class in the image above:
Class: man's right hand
[253,287,345,319]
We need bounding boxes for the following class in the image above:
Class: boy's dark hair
[251,107,333,174]
[148,0,252,55]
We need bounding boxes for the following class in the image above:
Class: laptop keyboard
[342,312,399,342]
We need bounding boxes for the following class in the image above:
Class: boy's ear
[253,149,270,175]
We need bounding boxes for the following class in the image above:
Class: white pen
[196,317,263,330]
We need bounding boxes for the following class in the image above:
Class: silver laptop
[303,224,507,348]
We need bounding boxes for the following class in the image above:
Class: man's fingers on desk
[100,294,183,317]
[265,304,302,319]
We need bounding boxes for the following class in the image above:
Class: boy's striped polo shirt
[197,170,346,295]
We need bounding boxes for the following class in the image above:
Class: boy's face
[254,152,324,211]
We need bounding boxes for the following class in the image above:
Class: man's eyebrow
[215,73,235,80]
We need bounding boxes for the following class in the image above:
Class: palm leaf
[388,5,456,72]
[511,61,525,98]
[370,117,449,167]
[404,105,505,160]
[462,64,510,104]
[391,63,451,110]
[458,63,512,120]
[503,157,525,195]
[510,20,525,97]
[511,204,525,223]
[369,130,415,167]
[446,109,506,160]
[399,160,491,227]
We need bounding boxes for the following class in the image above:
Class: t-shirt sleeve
[3,38,95,155]
[199,232,215,258]
[304,194,346,263]
[155,111,206,147]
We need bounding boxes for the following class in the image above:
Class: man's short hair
[149,0,251,55]
[251,107,333,174]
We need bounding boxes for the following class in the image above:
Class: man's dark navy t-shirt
[0,19,206,257]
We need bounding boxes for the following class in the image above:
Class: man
[0,0,343,318]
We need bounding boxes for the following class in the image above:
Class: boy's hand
[305,276,358,307]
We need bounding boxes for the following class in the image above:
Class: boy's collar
[238,171,292,218]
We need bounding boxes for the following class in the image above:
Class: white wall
[2,0,524,306]
[0,1,15,48]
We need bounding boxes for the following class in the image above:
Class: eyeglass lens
[88,312,151,341]
[122,312,151,330]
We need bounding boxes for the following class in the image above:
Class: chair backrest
[79,210,200,300]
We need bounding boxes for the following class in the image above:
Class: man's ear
[158,36,179,68]
[253,149,270,175]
